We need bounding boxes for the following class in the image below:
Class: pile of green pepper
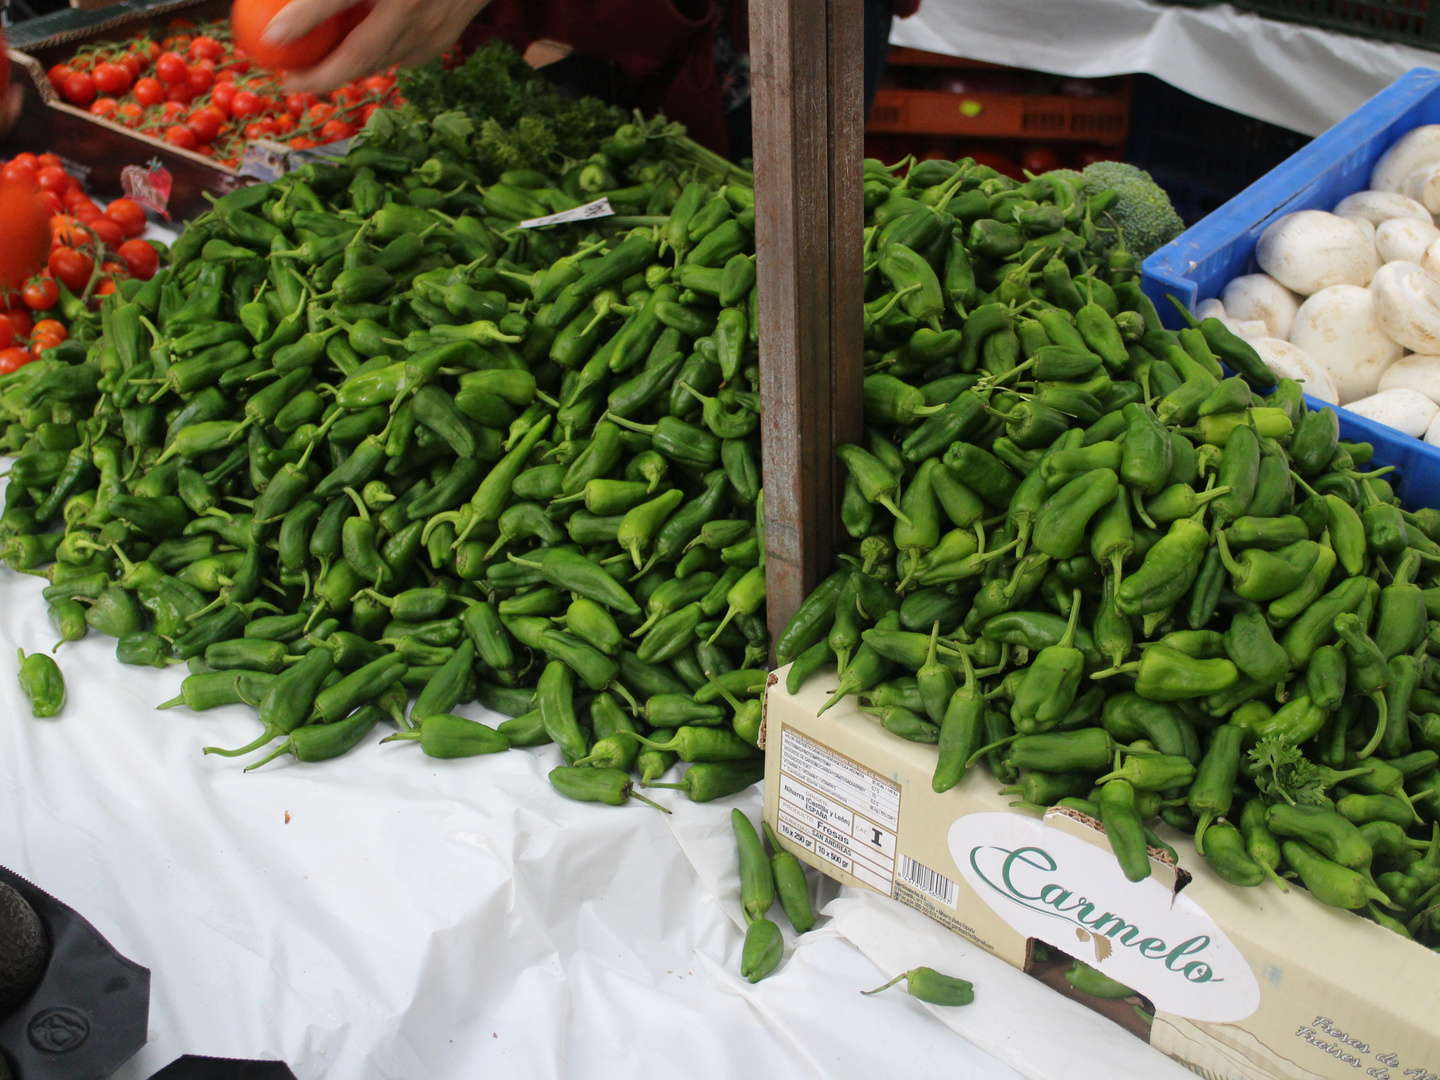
[0,106,765,802]
[778,154,1440,944]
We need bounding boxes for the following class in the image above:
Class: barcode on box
[898,854,956,907]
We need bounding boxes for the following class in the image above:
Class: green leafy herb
[1249,736,1329,807]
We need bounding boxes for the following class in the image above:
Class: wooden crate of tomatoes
[5,0,398,211]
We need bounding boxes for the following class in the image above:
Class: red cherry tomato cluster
[0,153,161,372]
[52,17,402,169]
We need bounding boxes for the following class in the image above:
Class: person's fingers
[263,0,358,46]
[280,5,406,92]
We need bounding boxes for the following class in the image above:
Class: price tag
[519,197,615,229]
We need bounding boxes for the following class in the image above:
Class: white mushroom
[1424,410,1440,447]
[1333,190,1433,225]
[1378,353,1440,405]
[1370,125,1440,192]
[1376,216,1440,264]
[1371,261,1440,354]
[1288,284,1404,404]
[1235,319,1271,340]
[1195,298,1226,322]
[1221,273,1302,339]
[1249,338,1340,403]
[1255,211,1380,295]
[1341,388,1439,437]
[1400,162,1440,216]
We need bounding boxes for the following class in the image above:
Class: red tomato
[105,198,147,239]
[230,90,262,119]
[0,317,13,351]
[212,81,238,114]
[21,277,59,311]
[161,101,187,121]
[61,185,91,211]
[35,190,62,216]
[0,347,32,375]
[34,153,61,171]
[288,136,316,150]
[90,97,119,118]
[90,216,124,249]
[271,113,296,134]
[319,118,354,142]
[31,335,64,360]
[30,319,64,341]
[47,247,93,293]
[231,0,361,72]
[95,278,119,297]
[166,82,193,105]
[187,106,224,143]
[1,159,36,186]
[0,180,52,290]
[156,51,189,85]
[243,119,272,140]
[50,217,88,248]
[187,64,215,94]
[164,124,198,150]
[306,101,335,123]
[119,52,144,80]
[75,205,105,226]
[134,76,164,106]
[117,238,159,280]
[47,64,74,93]
[359,102,379,123]
[92,61,131,96]
[215,69,237,83]
[36,166,70,195]
[189,35,225,62]
[62,71,96,107]
[117,102,145,126]
[332,85,363,109]
[4,310,32,338]
[285,90,317,117]
[361,74,393,94]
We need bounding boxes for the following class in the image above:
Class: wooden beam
[753,0,865,651]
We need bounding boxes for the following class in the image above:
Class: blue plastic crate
[1141,66,1440,510]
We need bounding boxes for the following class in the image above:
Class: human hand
[264,0,493,93]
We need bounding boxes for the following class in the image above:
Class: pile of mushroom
[1203,125,1440,446]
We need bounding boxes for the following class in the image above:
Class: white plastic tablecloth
[0,563,1198,1080]
[891,0,1439,136]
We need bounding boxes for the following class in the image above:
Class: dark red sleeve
[465,0,728,155]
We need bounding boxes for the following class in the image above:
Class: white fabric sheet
[0,564,1194,1079]
[890,0,1439,136]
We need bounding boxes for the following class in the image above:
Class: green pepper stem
[1261,862,1290,892]
[243,738,296,772]
[1193,811,1215,856]
[860,972,910,996]
[964,733,1019,771]
[204,726,281,758]
[627,788,672,813]
[1008,800,1050,815]
[1356,692,1389,760]
[379,731,421,744]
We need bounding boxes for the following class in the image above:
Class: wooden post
[752,0,866,651]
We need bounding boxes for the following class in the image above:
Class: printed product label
[777,728,899,895]
[520,197,615,229]
[950,812,1260,1022]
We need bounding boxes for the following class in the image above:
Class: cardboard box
[763,665,1440,1080]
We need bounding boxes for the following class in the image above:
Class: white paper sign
[519,197,615,229]
[949,812,1261,1023]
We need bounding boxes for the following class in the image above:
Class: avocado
[0,879,47,1015]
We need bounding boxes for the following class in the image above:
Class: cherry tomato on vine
[117,102,145,126]
[35,154,62,171]
[47,64,74,93]
[0,318,13,351]
[156,51,188,84]
[4,310,32,338]
[31,319,66,342]
[187,105,224,143]
[48,247,93,293]
[212,81,238,114]
[288,137,316,150]
[90,97,119,118]
[164,124,198,150]
[187,64,215,94]
[230,90,262,119]
[134,77,164,106]
[166,82,193,105]
[62,71,96,106]
[161,101,187,121]
[0,348,32,375]
[34,190,62,216]
[117,239,159,280]
[21,277,59,311]
[90,216,124,250]
[189,35,225,62]
[307,101,335,123]
[319,118,355,142]
[285,91,317,117]
[92,61,131,96]
[105,198,147,239]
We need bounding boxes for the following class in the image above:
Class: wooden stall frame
[752,0,866,649]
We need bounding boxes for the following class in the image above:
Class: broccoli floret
[1077,160,1185,259]
[1044,168,1084,188]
